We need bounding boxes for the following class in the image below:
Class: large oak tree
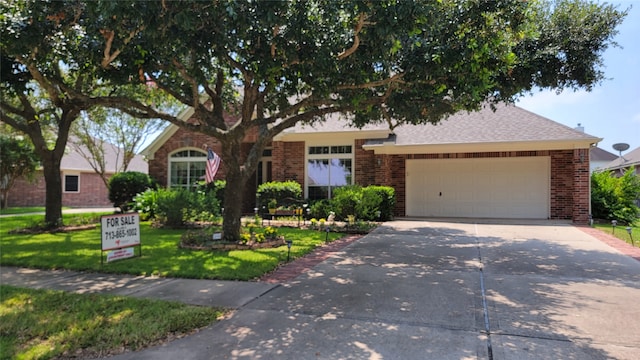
[2,0,627,238]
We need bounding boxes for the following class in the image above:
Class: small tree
[0,135,39,209]
[108,171,154,212]
[591,168,640,225]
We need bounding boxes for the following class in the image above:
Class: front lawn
[0,285,223,360]
[0,214,345,280]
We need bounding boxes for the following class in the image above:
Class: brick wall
[7,171,112,207]
[352,148,591,223]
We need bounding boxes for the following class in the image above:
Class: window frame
[167,148,208,189]
[63,173,80,193]
[305,142,354,200]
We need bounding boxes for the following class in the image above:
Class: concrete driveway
[111,220,640,360]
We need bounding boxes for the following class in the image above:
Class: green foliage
[0,285,222,360]
[108,171,154,211]
[308,199,332,220]
[365,186,396,221]
[0,136,39,208]
[133,188,159,220]
[154,188,192,228]
[257,181,302,208]
[591,169,640,225]
[326,185,396,221]
[153,188,221,228]
[332,185,361,220]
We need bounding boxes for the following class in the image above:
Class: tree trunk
[42,155,63,228]
[222,163,246,241]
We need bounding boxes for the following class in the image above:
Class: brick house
[6,141,148,208]
[142,103,600,224]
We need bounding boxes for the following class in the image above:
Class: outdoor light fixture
[612,220,617,234]
[302,204,308,225]
[254,207,258,215]
[589,214,594,227]
[286,239,293,261]
[626,227,634,246]
[325,227,330,243]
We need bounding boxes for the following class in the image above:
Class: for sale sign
[101,213,140,251]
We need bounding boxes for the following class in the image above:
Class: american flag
[205,148,221,184]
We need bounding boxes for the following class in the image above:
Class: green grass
[0,214,346,280]
[0,285,223,360]
[0,207,71,215]
[594,223,640,248]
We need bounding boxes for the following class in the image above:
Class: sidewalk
[0,207,118,218]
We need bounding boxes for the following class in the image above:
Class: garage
[406,157,550,219]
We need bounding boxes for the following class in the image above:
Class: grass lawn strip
[594,223,639,248]
[0,285,224,360]
[1,214,347,280]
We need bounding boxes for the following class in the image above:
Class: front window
[169,149,206,188]
[64,174,79,193]
[307,145,353,200]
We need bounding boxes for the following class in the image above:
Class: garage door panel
[406,157,549,219]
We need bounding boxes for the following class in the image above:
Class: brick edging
[257,234,364,284]
[576,226,640,262]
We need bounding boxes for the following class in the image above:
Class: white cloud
[632,112,640,124]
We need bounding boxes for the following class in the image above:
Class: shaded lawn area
[0,214,345,280]
[0,285,223,360]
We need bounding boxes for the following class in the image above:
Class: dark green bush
[331,185,361,220]
[358,187,383,221]
[308,199,332,219]
[366,186,396,221]
[591,168,640,225]
[139,187,221,227]
[200,179,226,204]
[108,172,154,211]
[256,181,302,208]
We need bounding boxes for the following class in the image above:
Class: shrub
[365,186,395,221]
[155,188,194,228]
[108,172,154,211]
[257,181,302,208]
[133,189,159,220]
[308,199,332,219]
[200,179,226,205]
[357,187,383,221]
[331,185,361,220]
[591,168,640,225]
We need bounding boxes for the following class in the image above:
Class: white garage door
[406,157,550,219]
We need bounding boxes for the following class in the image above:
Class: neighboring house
[7,141,148,208]
[142,103,599,224]
[603,146,640,177]
[590,146,618,173]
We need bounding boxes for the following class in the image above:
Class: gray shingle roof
[604,146,640,170]
[390,103,599,145]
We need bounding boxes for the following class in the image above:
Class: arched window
[169,149,207,188]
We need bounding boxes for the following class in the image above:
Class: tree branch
[337,13,373,60]
[336,73,405,90]
[100,25,145,69]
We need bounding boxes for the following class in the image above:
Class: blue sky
[517,0,640,156]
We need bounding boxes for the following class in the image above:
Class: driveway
[110,220,640,360]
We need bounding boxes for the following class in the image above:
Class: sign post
[101,213,141,264]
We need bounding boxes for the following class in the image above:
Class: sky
[517,0,640,156]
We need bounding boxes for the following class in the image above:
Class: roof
[63,139,148,174]
[590,146,617,163]
[603,146,640,170]
[143,102,601,156]
[363,103,600,153]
